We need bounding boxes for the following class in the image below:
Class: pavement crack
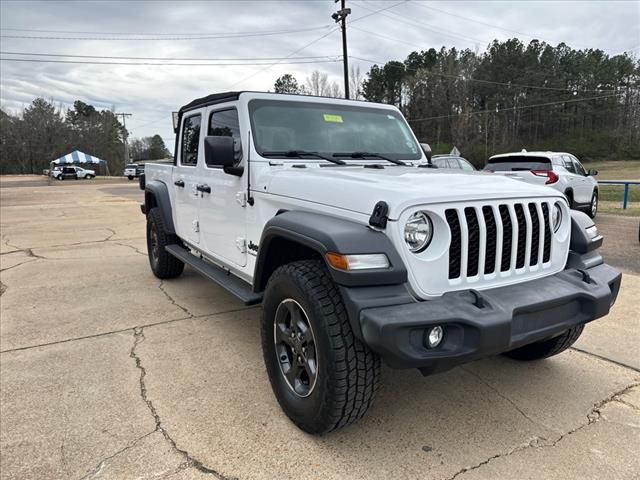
[158,280,193,317]
[0,257,40,273]
[443,380,640,480]
[0,305,256,354]
[0,281,6,297]
[570,347,640,373]
[129,327,233,479]
[461,366,546,430]
[112,241,146,256]
[78,430,156,480]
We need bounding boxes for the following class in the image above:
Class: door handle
[197,184,211,194]
[174,180,185,187]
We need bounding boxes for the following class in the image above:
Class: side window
[551,156,563,167]
[573,159,587,176]
[562,155,576,173]
[459,158,475,171]
[207,108,242,168]
[180,114,201,166]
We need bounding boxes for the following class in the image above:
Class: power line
[408,1,561,45]
[349,0,409,24]
[352,0,489,45]
[0,57,341,67]
[225,27,340,89]
[0,51,339,62]
[406,92,625,123]
[0,25,331,36]
[352,56,618,94]
[0,25,334,41]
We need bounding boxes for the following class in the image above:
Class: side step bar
[165,245,263,306]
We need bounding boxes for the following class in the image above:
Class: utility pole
[115,112,132,166]
[332,0,351,99]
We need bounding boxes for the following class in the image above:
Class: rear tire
[503,325,584,361]
[261,260,380,434]
[128,176,134,180]
[146,207,184,279]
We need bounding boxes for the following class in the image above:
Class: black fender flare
[253,211,407,292]
[144,180,176,234]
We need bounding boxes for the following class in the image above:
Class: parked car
[124,163,145,180]
[52,166,95,180]
[431,154,476,171]
[484,151,599,218]
[141,91,619,433]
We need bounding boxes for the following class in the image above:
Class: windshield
[248,99,421,161]
[485,155,551,172]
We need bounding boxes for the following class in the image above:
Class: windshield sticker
[323,114,343,123]
[387,114,395,119]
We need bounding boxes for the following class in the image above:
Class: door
[561,155,581,202]
[198,107,247,267]
[571,157,592,204]
[172,113,202,246]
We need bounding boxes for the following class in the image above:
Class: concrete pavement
[1,176,638,480]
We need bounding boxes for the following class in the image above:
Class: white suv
[141,92,619,433]
[484,151,599,218]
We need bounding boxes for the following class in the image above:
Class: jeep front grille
[445,201,553,280]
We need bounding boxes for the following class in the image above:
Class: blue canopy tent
[49,150,110,177]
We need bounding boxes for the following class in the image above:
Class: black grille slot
[445,209,461,279]
[464,207,480,277]
[482,206,497,274]
[499,205,512,271]
[528,203,540,266]
[514,204,527,269]
[541,203,551,262]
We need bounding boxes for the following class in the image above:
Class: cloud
[1,0,638,143]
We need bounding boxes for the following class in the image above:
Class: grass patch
[583,160,640,180]
[582,160,639,216]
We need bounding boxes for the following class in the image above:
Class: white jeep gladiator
[141,91,621,434]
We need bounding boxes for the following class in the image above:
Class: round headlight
[404,212,433,253]
[552,202,563,233]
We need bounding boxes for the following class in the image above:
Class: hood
[263,165,565,219]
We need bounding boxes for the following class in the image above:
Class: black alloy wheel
[274,299,318,398]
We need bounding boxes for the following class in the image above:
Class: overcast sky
[1,0,639,145]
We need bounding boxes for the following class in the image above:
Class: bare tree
[306,70,330,96]
[349,64,364,100]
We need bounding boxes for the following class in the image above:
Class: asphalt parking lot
[1,176,639,480]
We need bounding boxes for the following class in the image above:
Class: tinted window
[249,100,421,161]
[181,114,201,166]
[485,155,551,171]
[208,109,242,167]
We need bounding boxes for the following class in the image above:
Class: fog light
[425,326,444,348]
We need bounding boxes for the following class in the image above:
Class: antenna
[247,131,254,206]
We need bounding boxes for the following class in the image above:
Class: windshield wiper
[261,150,346,165]
[332,151,407,166]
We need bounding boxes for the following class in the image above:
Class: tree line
[275,39,640,165]
[0,99,170,175]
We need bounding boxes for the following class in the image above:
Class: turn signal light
[325,252,390,271]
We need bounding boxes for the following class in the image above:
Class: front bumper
[359,263,621,374]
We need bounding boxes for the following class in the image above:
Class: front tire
[503,325,584,361]
[128,176,134,180]
[146,208,184,279]
[261,260,380,434]
[587,191,598,218]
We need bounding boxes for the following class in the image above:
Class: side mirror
[420,143,432,163]
[204,136,243,176]
[588,169,598,176]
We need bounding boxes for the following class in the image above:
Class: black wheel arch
[253,211,407,293]
[144,180,176,234]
